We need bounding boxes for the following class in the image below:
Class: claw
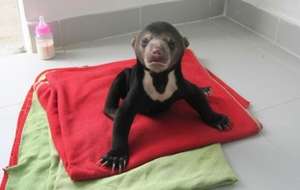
[118,163,123,173]
[123,159,127,170]
[101,160,109,167]
[118,158,124,173]
[222,119,230,130]
[112,162,116,172]
[217,124,224,131]
[224,124,231,131]
[96,159,103,166]
[202,87,211,96]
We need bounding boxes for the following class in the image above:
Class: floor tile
[277,19,300,57]
[256,98,300,160]
[141,0,211,26]
[227,0,279,40]
[178,18,300,111]
[60,9,139,45]
[212,17,300,74]
[218,135,300,189]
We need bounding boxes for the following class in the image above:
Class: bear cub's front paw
[204,113,231,131]
[98,147,129,173]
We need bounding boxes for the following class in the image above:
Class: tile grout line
[223,0,228,16]
[138,2,142,29]
[257,129,300,162]
[211,16,300,77]
[58,20,66,54]
[226,16,300,60]
[64,15,226,50]
[255,96,300,113]
[56,0,227,50]
[220,16,300,76]
[0,103,22,110]
[212,17,300,76]
[274,17,281,43]
[255,45,300,76]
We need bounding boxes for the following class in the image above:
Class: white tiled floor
[1,17,300,189]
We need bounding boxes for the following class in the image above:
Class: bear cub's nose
[151,48,162,56]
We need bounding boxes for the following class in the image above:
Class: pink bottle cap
[35,16,51,37]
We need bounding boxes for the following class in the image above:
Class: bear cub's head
[132,21,189,73]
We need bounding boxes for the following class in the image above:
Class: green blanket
[4,93,238,190]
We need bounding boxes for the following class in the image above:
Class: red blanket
[36,49,261,181]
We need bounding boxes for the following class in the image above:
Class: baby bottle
[35,16,55,60]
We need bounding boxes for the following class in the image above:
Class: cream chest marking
[143,70,178,102]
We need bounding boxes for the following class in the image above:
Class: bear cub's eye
[168,39,176,50]
[141,38,149,48]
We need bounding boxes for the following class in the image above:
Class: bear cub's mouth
[148,55,167,65]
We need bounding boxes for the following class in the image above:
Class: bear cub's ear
[131,34,138,48]
[183,37,189,48]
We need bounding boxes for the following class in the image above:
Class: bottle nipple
[35,16,51,37]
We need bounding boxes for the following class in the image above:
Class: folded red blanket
[36,49,261,181]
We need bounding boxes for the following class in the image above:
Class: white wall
[243,0,300,25]
[22,0,177,22]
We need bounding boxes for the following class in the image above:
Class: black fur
[99,22,229,172]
